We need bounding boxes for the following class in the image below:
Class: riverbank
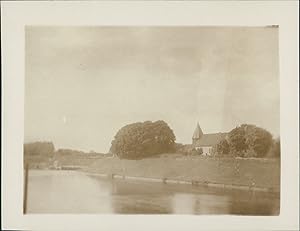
[25,152,280,192]
[80,155,280,192]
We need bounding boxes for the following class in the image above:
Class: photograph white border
[2,1,299,230]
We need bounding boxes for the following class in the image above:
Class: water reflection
[26,170,279,215]
[108,179,173,214]
[172,193,198,214]
[108,178,279,215]
[27,170,113,213]
[191,194,231,214]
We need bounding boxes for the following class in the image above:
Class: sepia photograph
[2,1,299,231]
[23,26,281,215]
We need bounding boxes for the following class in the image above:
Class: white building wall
[195,146,212,155]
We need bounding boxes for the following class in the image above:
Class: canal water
[26,170,280,215]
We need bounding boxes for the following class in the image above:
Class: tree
[214,139,230,156]
[110,120,176,159]
[227,125,248,155]
[244,125,273,157]
[213,124,273,158]
[228,124,273,158]
[24,141,55,156]
[268,138,280,158]
[273,138,280,158]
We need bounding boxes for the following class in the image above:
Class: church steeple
[192,122,203,144]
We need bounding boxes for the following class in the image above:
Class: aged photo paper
[2,1,299,230]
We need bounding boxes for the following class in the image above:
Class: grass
[24,152,280,190]
[86,154,280,189]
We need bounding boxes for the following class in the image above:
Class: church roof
[192,123,203,139]
[194,132,228,147]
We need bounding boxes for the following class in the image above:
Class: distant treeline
[24,122,280,162]
[24,142,107,157]
[55,148,109,158]
[24,141,111,169]
[24,141,55,156]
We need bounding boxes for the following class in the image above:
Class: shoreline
[80,169,280,193]
[25,155,280,194]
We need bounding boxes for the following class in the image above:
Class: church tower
[192,122,203,144]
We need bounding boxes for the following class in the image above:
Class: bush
[175,143,194,155]
[192,148,203,155]
[110,120,176,159]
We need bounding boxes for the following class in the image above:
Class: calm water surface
[26,170,279,215]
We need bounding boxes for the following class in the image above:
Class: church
[192,123,228,155]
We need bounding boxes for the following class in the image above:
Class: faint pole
[23,163,29,214]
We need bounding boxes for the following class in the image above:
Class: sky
[25,26,280,153]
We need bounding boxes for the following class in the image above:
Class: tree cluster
[24,141,55,157]
[110,120,176,159]
[212,124,276,158]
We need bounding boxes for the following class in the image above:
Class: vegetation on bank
[108,121,280,159]
[212,124,280,158]
[24,142,55,156]
[24,142,109,168]
[24,122,280,171]
[23,135,280,189]
[110,120,176,159]
[175,124,280,158]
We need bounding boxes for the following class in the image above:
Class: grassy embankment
[25,152,280,191]
[83,154,280,191]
